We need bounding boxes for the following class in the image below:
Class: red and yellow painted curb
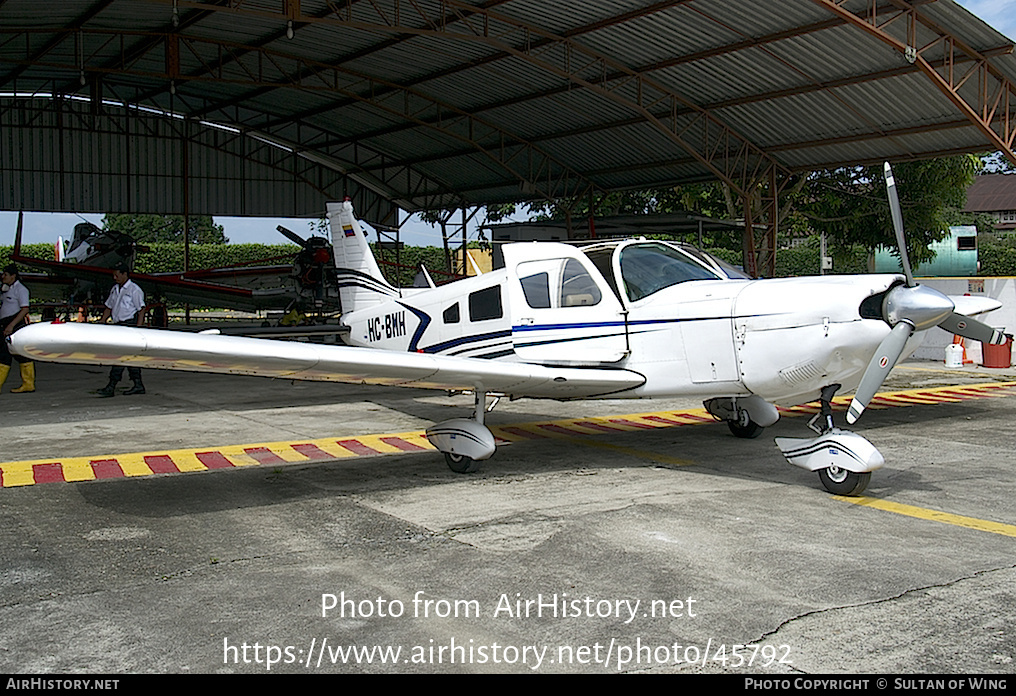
[3,381,1014,488]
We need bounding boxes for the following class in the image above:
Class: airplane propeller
[276,225,309,247]
[278,225,334,295]
[845,162,1006,424]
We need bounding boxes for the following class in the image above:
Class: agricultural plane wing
[10,213,342,316]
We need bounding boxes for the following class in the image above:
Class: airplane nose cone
[883,284,954,332]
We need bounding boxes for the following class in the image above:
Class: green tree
[793,155,981,266]
[101,214,228,244]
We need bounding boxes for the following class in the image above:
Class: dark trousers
[108,364,143,385]
[0,315,29,367]
[108,316,142,385]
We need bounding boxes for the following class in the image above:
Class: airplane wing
[16,271,76,304]
[9,322,646,399]
[11,253,318,313]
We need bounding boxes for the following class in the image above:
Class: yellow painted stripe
[0,462,39,487]
[835,496,1016,538]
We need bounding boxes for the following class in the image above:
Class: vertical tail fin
[327,200,399,313]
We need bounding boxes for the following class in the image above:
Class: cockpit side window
[516,258,603,309]
[520,271,552,309]
[558,258,601,307]
[619,243,720,302]
[580,247,624,304]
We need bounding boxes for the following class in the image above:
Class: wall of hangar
[0,98,401,229]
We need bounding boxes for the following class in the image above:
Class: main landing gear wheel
[818,465,871,496]
[727,411,765,439]
[444,452,482,474]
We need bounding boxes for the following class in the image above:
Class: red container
[982,334,1012,368]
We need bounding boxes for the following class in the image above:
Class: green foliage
[0,244,55,270]
[795,155,981,265]
[372,244,463,287]
[775,237,868,277]
[0,243,298,275]
[102,214,228,244]
[707,239,867,277]
[131,243,298,274]
[978,235,1016,276]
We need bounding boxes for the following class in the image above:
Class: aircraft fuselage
[340,239,905,406]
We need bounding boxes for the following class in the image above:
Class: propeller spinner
[845,163,1006,424]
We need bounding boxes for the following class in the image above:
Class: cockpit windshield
[618,242,721,302]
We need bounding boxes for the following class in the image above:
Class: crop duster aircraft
[8,163,1004,495]
[10,214,342,316]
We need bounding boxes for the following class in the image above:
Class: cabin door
[504,244,628,366]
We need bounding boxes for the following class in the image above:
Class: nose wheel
[444,451,481,474]
[817,465,871,496]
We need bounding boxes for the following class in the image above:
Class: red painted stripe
[291,443,336,460]
[916,391,965,400]
[33,463,65,484]
[870,396,910,406]
[196,451,234,469]
[669,412,713,422]
[144,455,180,474]
[538,423,587,435]
[499,426,547,439]
[380,436,427,451]
[244,447,286,464]
[336,439,382,456]
[642,415,690,426]
[574,420,626,432]
[937,389,979,398]
[607,418,658,429]
[90,459,124,479]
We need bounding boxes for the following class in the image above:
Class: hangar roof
[2,0,1016,225]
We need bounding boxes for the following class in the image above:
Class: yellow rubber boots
[10,362,34,393]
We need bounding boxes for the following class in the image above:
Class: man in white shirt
[0,263,34,393]
[97,265,147,397]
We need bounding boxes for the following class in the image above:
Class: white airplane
[8,163,1004,495]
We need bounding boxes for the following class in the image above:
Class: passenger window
[443,303,460,324]
[520,272,551,308]
[468,286,503,321]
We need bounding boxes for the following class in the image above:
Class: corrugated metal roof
[0,0,1014,222]
[964,174,1016,212]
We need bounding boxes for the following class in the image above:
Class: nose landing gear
[775,384,882,496]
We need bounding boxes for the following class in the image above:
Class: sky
[2,0,1015,250]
